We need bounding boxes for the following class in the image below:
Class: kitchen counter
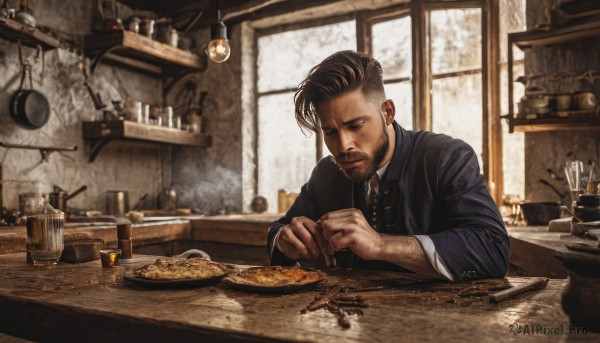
[1,252,595,342]
[506,225,594,278]
[0,213,279,265]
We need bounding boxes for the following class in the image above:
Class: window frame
[251,0,504,204]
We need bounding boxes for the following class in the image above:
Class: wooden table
[0,253,597,342]
[507,225,594,278]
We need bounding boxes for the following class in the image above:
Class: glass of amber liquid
[26,212,64,266]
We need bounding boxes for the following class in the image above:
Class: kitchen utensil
[14,0,36,27]
[551,93,572,111]
[49,185,88,212]
[131,193,148,211]
[571,221,600,237]
[106,191,129,217]
[489,277,549,303]
[573,91,597,110]
[10,43,50,130]
[18,192,48,216]
[538,179,566,200]
[564,160,584,211]
[519,202,562,226]
[574,195,600,222]
[251,196,268,213]
[158,188,176,211]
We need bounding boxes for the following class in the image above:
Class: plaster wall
[524,0,600,203]
[0,0,163,212]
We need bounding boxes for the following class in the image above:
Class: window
[253,1,515,210]
[500,0,527,199]
[372,16,413,130]
[256,20,356,210]
[430,8,483,168]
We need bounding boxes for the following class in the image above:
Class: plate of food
[124,258,234,289]
[223,266,326,293]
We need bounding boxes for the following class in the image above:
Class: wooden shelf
[509,116,600,133]
[510,21,600,49]
[0,17,60,50]
[84,30,205,75]
[82,120,211,162]
[507,21,600,132]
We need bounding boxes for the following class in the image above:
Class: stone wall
[0,0,165,212]
[524,0,600,203]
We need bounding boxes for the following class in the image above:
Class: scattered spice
[301,285,369,328]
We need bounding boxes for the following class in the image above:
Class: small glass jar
[128,17,141,34]
[163,106,173,128]
[140,19,155,38]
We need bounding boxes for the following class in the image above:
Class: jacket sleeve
[266,163,322,266]
[427,142,510,281]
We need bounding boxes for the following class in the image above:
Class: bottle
[117,220,133,260]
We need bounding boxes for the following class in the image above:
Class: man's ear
[382,99,396,125]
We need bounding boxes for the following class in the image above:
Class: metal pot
[519,202,562,226]
[49,185,88,213]
[106,191,129,217]
[18,192,48,215]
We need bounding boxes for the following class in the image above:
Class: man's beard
[333,125,389,182]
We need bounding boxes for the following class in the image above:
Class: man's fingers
[304,223,327,255]
[290,224,320,258]
[280,230,312,259]
[327,231,350,255]
[319,208,359,221]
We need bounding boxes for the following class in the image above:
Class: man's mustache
[335,151,369,162]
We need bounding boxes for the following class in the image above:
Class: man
[267,50,509,281]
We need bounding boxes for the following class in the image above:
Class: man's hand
[319,208,383,260]
[275,216,327,261]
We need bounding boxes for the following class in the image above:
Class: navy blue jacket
[267,122,510,281]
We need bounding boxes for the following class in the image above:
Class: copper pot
[106,191,129,217]
[49,185,87,213]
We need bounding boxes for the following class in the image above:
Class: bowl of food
[519,202,562,226]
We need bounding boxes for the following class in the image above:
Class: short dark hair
[294,50,385,134]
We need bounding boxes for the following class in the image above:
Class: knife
[489,277,549,303]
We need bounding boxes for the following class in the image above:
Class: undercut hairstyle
[294,50,386,134]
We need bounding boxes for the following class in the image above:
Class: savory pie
[225,266,325,287]
[134,258,232,281]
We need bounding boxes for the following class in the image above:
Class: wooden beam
[411,0,432,131]
[221,0,345,30]
[483,0,503,205]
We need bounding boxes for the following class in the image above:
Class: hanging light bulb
[208,20,230,63]
[207,1,230,64]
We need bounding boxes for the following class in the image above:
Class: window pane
[431,9,482,74]
[384,82,412,130]
[257,93,317,212]
[501,0,526,199]
[372,16,412,79]
[257,21,357,93]
[432,74,483,168]
[502,121,525,197]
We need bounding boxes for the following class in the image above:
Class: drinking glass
[27,212,64,266]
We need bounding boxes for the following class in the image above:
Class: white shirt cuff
[271,226,285,257]
[414,235,454,281]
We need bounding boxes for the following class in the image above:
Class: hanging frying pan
[10,89,50,129]
[10,42,50,130]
